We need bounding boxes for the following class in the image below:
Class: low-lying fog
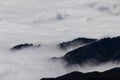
[0,0,120,80]
[1,42,120,80]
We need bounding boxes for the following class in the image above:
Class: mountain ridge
[41,67,120,80]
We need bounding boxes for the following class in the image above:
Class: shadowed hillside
[61,36,120,65]
[41,67,120,80]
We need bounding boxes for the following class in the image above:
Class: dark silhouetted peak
[62,36,120,65]
[41,78,55,80]
[40,67,120,80]
[58,37,97,50]
[104,67,120,74]
[11,43,41,50]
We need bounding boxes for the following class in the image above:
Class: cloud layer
[0,0,120,80]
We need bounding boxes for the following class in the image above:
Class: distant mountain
[58,38,97,50]
[11,43,41,50]
[61,36,120,65]
[41,67,120,80]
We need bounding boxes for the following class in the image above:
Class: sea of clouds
[0,0,120,80]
